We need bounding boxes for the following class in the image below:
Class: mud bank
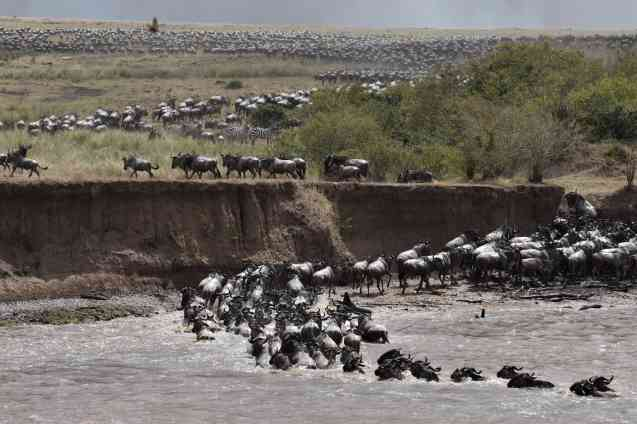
[321,183,564,258]
[0,180,563,301]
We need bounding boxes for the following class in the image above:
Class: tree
[148,17,160,33]
[513,103,577,184]
[568,76,637,141]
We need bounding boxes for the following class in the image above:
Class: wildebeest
[337,165,363,181]
[397,169,433,183]
[260,157,298,179]
[497,365,524,380]
[324,154,369,179]
[451,367,485,382]
[507,373,555,389]
[221,154,260,178]
[365,255,393,295]
[570,376,614,397]
[188,155,222,179]
[8,155,48,178]
[0,153,8,170]
[352,258,370,293]
[398,257,433,293]
[311,265,336,297]
[123,156,159,177]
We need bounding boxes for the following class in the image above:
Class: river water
[1,297,636,424]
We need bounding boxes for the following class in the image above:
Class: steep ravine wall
[0,181,563,300]
[319,184,564,258]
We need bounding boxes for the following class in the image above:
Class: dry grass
[0,130,275,180]
[0,54,334,122]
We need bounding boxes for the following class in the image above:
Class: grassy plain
[0,17,632,200]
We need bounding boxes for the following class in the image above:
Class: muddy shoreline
[0,290,179,326]
[2,280,632,327]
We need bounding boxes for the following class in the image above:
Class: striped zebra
[223,126,249,144]
[248,127,274,145]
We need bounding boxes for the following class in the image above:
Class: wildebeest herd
[176,203,621,397]
[0,26,501,75]
[1,141,435,183]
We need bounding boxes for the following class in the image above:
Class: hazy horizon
[3,0,637,29]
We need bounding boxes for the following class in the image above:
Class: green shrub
[605,143,629,163]
[568,76,637,140]
[250,104,288,128]
[225,80,243,90]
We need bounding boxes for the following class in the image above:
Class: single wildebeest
[292,158,307,180]
[410,358,441,382]
[451,367,485,382]
[171,152,192,178]
[260,157,298,179]
[9,155,48,178]
[497,365,524,380]
[398,257,433,294]
[123,156,159,177]
[358,315,389,344]
[337,165,363,181]
[222,154,260,178]
[188,155,222,179]
[352,258,370,293]
[311,265,336,297]
[365,255,393,295]
[397,169,433,183]
[507,373,554,389]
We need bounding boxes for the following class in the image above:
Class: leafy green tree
[569,76,637,140]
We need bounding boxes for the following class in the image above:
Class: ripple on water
[1,303,636,424]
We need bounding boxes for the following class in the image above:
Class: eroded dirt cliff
[0,180,563,300]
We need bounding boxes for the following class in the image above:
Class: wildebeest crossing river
[1,292,635,424]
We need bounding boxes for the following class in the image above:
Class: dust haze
[3,0,637,28]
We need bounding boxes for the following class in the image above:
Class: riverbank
[0,180,562,302]
[2,280,632,327]
[0,289,178,326]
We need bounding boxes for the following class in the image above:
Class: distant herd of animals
[0,143,435,183]
[177,215,622,397]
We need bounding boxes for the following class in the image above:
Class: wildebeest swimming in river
[123,155,159,177]
[570,376,615,397]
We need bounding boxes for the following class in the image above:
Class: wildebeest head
[497,365,523,380]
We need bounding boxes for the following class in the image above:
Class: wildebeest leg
[129,171,136,178]
[148,169,154,177]
[10,165,16,177]
[28,169,34,178]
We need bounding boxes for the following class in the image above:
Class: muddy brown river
[1,296,636,423]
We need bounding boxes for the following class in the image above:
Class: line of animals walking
[177,208,621,398]
[0,143,434,183]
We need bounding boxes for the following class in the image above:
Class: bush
[225,80,243,90]
[569,76,637,141]
[249,104,288,128]
[467,42,601,106]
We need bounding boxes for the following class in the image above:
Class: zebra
[223,126,248,144]
[248,127,273,145]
